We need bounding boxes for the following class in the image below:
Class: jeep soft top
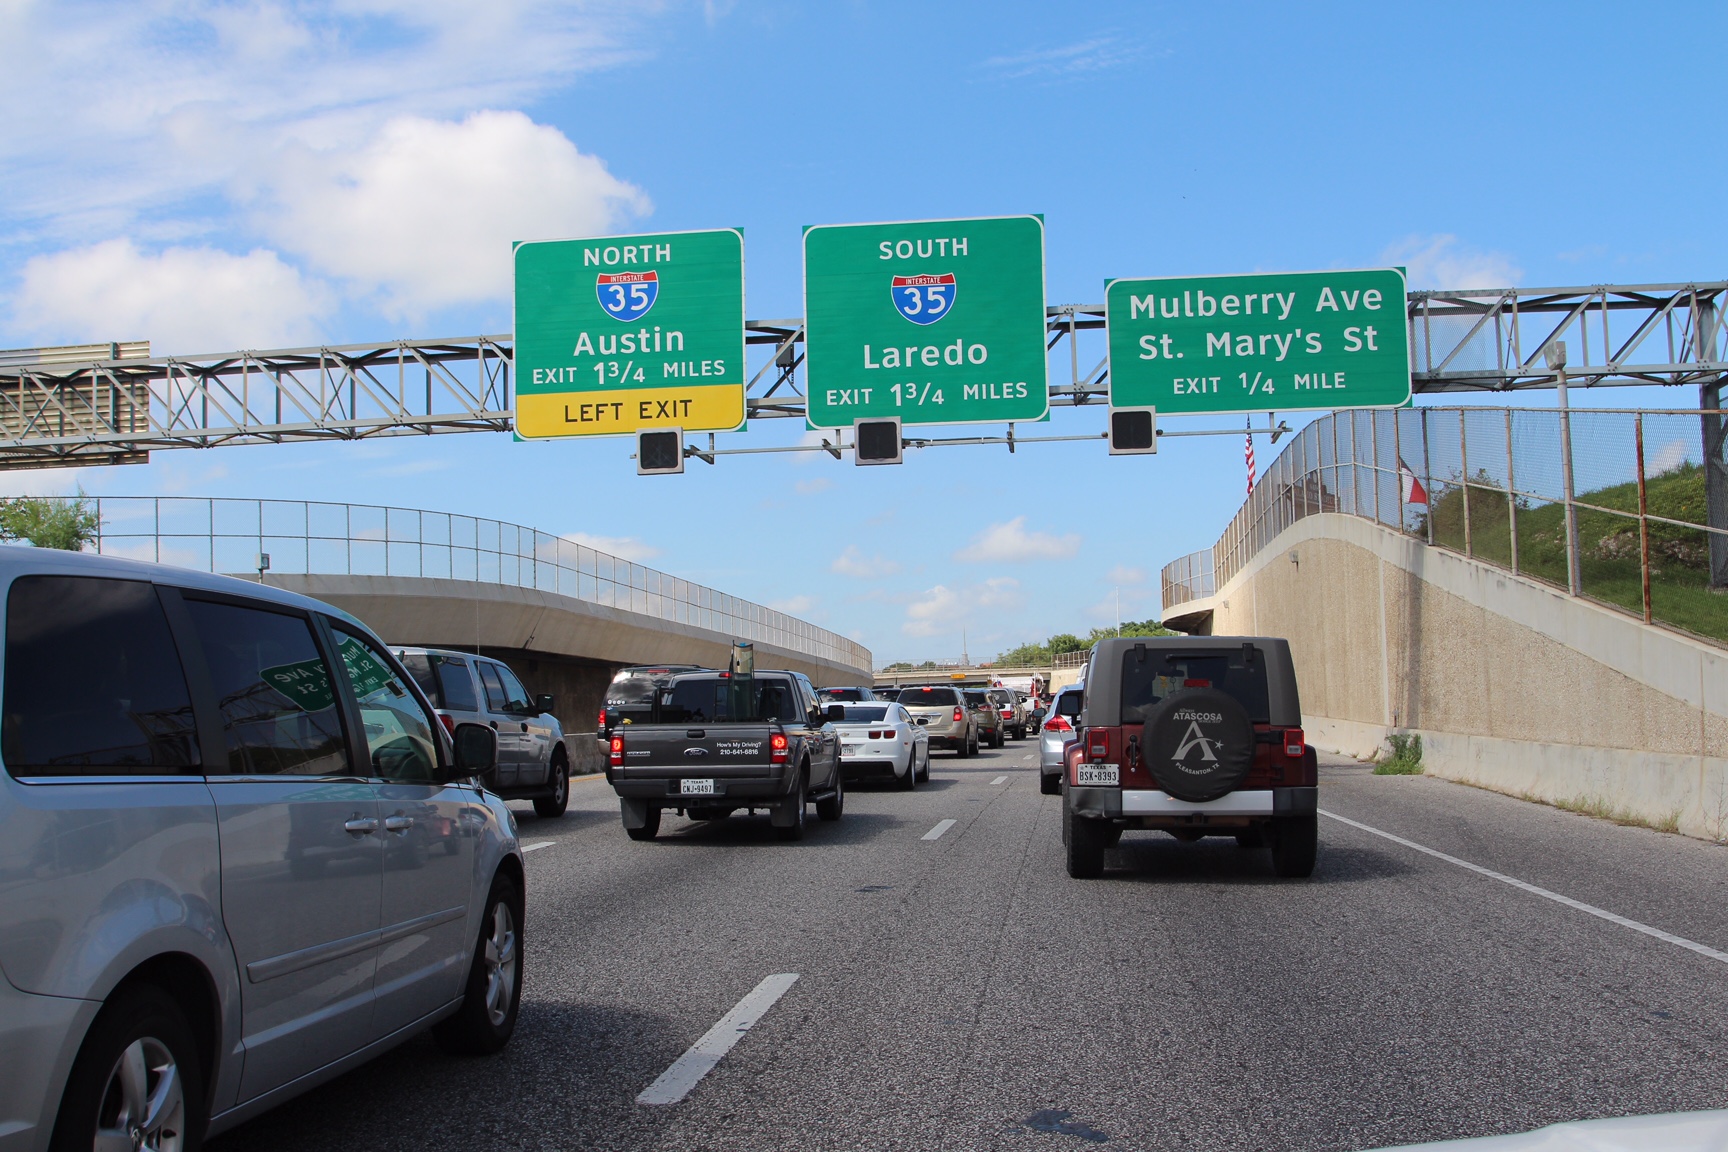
[1062,635,1317,879]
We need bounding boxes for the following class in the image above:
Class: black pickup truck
[605,668,844,841]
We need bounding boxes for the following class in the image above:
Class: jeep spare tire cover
[1142,687,1255,803]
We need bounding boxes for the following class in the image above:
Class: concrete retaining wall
[1171,514,1728,840]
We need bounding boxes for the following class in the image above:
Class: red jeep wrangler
[1062,636,1318,878]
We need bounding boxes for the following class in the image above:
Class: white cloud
[953,516,1081,563]
[561,531,660,563]
[770,594,816,615]
[794,477,833,496]
[903,576,1022,637]
[832,546,901,579]
[263,111,648,319]
[11,239,332,354]
[1649,438,1692,475]
[1105,564,1145,586]
[1380,234,1522,290]
[0,3,651,237]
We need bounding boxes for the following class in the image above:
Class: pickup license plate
[680,778,716,795]
[1076,763,1119,786]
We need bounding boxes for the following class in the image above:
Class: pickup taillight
[1284,728,1306,758]
[608,735,624,767]
[770,732,789,764]
[1087,729,1110,761]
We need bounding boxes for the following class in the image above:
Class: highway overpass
[91,496,872,739]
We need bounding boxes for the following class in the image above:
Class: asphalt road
[209,746,1728,1151]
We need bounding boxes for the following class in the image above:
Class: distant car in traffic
[397,646,570,817]
[965,688,1005,748]
[831,701,929,788]
[817,685,876,703]
[896,684,978,757]
[1039,685,1085,793]
[599,664,706,739]
[989,687,1030,739]
[0,549,519,1152]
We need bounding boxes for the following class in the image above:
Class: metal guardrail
[1161,406,1728,646]
[90,497,872,671]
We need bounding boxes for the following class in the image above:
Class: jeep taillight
[608,735,624,767]
[1088,729,1110,761]
[952,707,964,722]
[770,732,789,764]
[1285,728,1306,758]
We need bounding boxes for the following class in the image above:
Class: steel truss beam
[0,283,1721,469]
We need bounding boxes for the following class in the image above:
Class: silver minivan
[394,646,569,818]
[0,549,524,1152]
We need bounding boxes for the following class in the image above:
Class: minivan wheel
[51,985,205,1152]
[434,872,523,1055]
[533,752,570,819]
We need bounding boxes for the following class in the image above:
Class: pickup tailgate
[618,723,778,775]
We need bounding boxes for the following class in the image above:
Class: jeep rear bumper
[1069,785,1316,823]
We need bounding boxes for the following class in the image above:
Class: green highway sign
[803,215,1048,429]
[1106,268,1411,415]
[514,228,746,438]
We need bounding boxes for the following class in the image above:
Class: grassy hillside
[1420,462,1726,641]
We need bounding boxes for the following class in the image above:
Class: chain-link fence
[91,497,872,671]
[1162,406,1728,646]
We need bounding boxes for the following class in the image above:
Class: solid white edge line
[990,775,1008,785]
[922,818,958,841]
[519,841,554,853]
[1319,809,1728,966]
[636,973,799,1106]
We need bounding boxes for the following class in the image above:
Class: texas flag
[1399,459,1429,505]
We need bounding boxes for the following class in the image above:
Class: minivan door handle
[344,816,380,835]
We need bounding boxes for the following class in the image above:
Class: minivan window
[477,662,509,713]
[1119,649,1270,724]
[185,598,348,776]
[339,631,437,782]
[2,576,200,776]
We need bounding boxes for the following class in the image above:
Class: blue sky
[2,2,1724,665]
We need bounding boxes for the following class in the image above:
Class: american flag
[1245,419,1256,494]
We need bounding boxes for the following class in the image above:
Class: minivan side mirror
[452,722,497,777]
[534,693,555,715]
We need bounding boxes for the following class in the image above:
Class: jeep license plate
[1076,763,1119,786]
[680,778,716,795]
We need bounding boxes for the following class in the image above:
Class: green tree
[0,493,100,551]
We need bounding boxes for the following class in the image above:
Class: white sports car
[832,702,930,789]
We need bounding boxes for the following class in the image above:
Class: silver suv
[0,549,523,1152]
[896,684,978,757]
[396,646,569,818]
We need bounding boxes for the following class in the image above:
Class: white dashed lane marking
[520,841,555,854]
[990,775,1007,785]
[922,819,957,841]
[1321,810,1728,966]
[636,973,800,1106]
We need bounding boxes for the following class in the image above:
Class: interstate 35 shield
[890,273,956,325]
[596,270,659,323]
